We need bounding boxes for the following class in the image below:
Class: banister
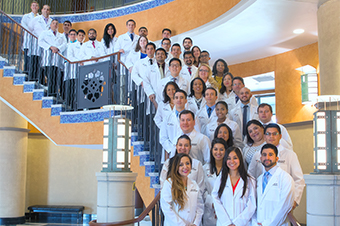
[288,212,301,226]
[89,192,160,226]
[0,9,128,69]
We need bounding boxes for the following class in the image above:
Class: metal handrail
[288,212,301,226]
[89,192,161,226]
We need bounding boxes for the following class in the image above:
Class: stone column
[0,100,29,224]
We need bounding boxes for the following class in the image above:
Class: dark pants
[23,49,30,73]
[42,66,63,98]
[29,55,41,82]
[65,79,76,110]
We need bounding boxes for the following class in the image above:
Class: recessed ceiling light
[293,29,305,34]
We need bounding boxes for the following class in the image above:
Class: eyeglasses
[170,64,180,68]
[199,69,209,73]
[265,132,279,136]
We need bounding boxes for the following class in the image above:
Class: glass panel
[103,137,108,149]
[103,124,109,136]
[338,134,340,148]
[103,151,108,162]
[317,117,326,132]
[317,149,327,170]
[337,112,340,132]
[317,134,326,148]
[117,151,125,163]
[117,137,125,149]
[313,149,315,170]
[117,124,125,136]
[103,164,108,168]
[128,151,131,163]
[338,149,340,170]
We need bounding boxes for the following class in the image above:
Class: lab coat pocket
[265,185,280,202]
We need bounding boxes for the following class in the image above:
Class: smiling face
[176,138,191,155]
[215,103,228,120]
[178,156,191,178]
[31,2,39,14]
[247,123,264,143]
[199,65,210,82]
[183,39,192,50]
[41,5,51,18]
[232,79,244,95]
[180,113,195,134]
[205,88,217,106]
[217,126,229,142]
[223,74,232,89]
[139,37,148,50]
[126,21,136,33]
[169,60,182,77]
[184,54,193,66]
[216,61,225,73]
[161,39,171,52]
[156,50,166,63]
[171,46,182,58]
[212,143,226,162]
[174,92,187,109]
[227,151,240,171]
[260,148,278,170]
[77,32,85,43]
[258,105,273,124]
[239,87,252,104]
[192,47,201,59]
[264,127,282,147]
[166,84,176,101]
[192,79,203,95]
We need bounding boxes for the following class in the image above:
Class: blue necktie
[207,107,212,118]
[262,171,270,193]
[235,95,239,103]
[130,33,133,41]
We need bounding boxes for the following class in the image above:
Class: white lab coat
[154,101,173,129]
[218,90,237,112]
[161,178,204,226]
[160,158,205,193]
[187,96,206,114]
[114,32,139,64]
[212,175,256,226]
[195,103,217,133]
[255,166,294,226]
[80,40,107,65]
[262,120,293,149]
[28,15,52,56]
[38,30,67,67]
[101,37,117,55]
[204,117,243,148]
[180,64,197,82]
[125,50,143,69]
[202,163,219,226]
[64,41,82,80]
[21,12,39,50]
[158,75,190,98]
[248,144,305,205]
[144,62,170,104]
[229,103,259,137]
[187,129,211,165]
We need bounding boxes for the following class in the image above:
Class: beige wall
[25,134,102,214]
[285,121,314,224]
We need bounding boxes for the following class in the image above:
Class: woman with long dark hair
[192,45,201,67]
[101,23,117,54]
[187,77,207,114]
[219,72,236,111]
[154,81,179,129]
[212,147,256,226]
[213,123,235,148]
[161,153,204,226]
[212,59,229,91]
[202,138,227,226]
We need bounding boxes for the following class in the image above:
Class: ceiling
[171,0,320,65]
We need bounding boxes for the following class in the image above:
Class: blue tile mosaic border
[3,66,15,77]
[10,0,173,24]
[33,89,45,100]
[51,104,64,116]
[139,151,150,166]
[13,74,26,85]
[23,82,37,93]
[42,97,56,108]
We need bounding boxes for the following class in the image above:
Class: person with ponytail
[212,147,256,226]
[161,153,204,226]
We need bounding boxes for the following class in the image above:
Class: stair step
[144,161,155,176]
[13,73,27,85]
[33,89,47,101]
[3,66,15,77]
[132,141,144,156]
[139,151,150,166]
[51,104,65,116]
[0,56,7,69]
[23,81,38,93]
[59,109,112,124]
[152,184,161,196]
[42,97,57,108]
[149,172,159,187]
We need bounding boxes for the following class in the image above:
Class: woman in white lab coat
[160,135,205,192]
[101,23,117,55]
[243,119,265,169]
[154,82,179,128]
[202,138,227,226]
[213,123,235,148]
[125,35,148,72]
[161,153,204,226]
[194,63,219,91]
[187,77,206,114]
[204,101,243,148]
[218,72,237,112]
[212,147,256,226]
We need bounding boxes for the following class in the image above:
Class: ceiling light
[293,29,305,34]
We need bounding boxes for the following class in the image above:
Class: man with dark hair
[158,58,189,97]
[168,43,184,65]
[230,87,259,137]
[255,143,295,226]
[258,103,293,148]
[161,38,173,61]
[138,26,148,37]
[249,123,305,210]
[63,20,72,42]
[232,76,258,107]
[160,90,188,161]
[182,37,193,52]
[196,87,218,132]
[80,28,106,64]
[114,19,139,64]
[162,28,172,38]
[179,110,211,164]
[38,19,67,97]
[143,48,170,105]
[21,1,39,73]
[200,50,211,65]
[180,51,197,81]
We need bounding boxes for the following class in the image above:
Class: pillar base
[304,174,340,226]
[96,172,138,225]
[0,216,25,225]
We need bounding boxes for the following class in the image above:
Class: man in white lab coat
[248,123,305,210]
[258,103,293,149]
[166,44,184,65]
[231,76,258,108]
[255,143,295,226]
[80,28,106,65]
[229,87,259,138]
[180,51,197,82]
[28,4,52,83]
[114,19,139,64]
[160,38,173,62]
[21,1,39,74]
[38,19,67,97]
[179,110,211,165]
[195,87,218,132]
[182,37,193,52]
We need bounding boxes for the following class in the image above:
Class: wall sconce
[102,105,133,172]
[313,96,340,173]
[296,65,318,105]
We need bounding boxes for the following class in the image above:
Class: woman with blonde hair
[161,153,204,226]
[195,63,219,91]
